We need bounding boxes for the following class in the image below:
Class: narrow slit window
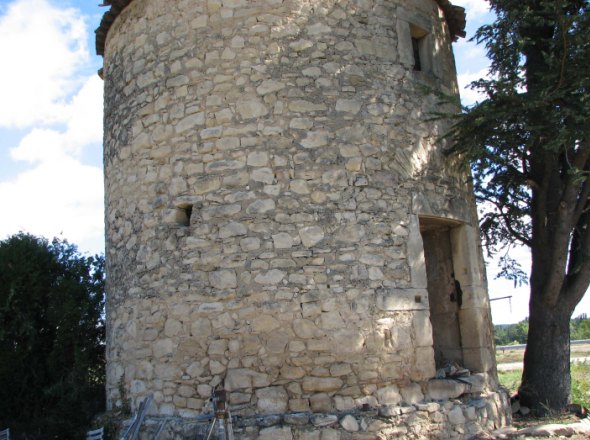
[412,37,422,71]
[410,24,429,72]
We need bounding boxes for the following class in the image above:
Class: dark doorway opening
[420,217,463,369]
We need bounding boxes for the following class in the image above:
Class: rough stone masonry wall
[101,0,505,436]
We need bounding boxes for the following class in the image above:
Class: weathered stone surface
[280,366,306,380]
[102,0,501,431]
[225,368,270,391]
[426,379,467,400]
[447,406,466,425]
[256,80,286,96]
[247,151,269,166]
[340,414,359,432]
[376,288,429,311]
[236,98,268,119]
[310,393,333,412]
[299,226,324,248]
[300,130,329,148]
[258,426,293,440]
[209,270,237,289]
[335,99,362,114]
[460,373,486,393]
[400,383,424,404]
[252,315,281,332]
[303,377,343,392]
[289,100,327,112]
[219,222,247,238]
[255,269,286,285]
[246,199,275,214]
[284,413,309,425]
[376,385,402,406]
[272,232,293,249]
[311,414,338,427]
[153,339,174,358]
[256,386,288,414]
[176,112,205,132]
[292,319,319,339]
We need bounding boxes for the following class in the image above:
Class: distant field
[496,342,590,364]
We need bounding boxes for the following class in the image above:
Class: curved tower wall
[101,0,499,425]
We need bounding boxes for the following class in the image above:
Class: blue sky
[0,0,104,253]
[0,0,587,324]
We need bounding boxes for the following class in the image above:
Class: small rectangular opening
[410,24,429,72]
[412,38,422,71]
[175,204,193,227]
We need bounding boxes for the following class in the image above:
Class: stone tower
[97,0,509,437]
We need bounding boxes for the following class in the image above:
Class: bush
[0,233,105,438]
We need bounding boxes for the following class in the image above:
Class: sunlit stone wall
[100,0,503,435]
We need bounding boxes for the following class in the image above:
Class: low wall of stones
[127,391,510,439]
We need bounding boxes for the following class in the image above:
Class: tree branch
[563,212,590,311]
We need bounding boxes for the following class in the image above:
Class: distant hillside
[495,314,590,346]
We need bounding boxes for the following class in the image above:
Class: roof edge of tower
[95,0,134,57]
[95,0,466,57]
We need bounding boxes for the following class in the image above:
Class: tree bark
[519,298,571,414]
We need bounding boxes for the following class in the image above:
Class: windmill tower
[97,0,510,437]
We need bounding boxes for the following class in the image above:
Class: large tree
[448,0,590,413]
[0,233,105,438]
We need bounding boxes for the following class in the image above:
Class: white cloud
[458,68,489,106]
[0,0,89,128]
[451,0,490,18]
[0,0,104,255]
[11,76,103,163]
[454,38,488,61]
[0,157,104,255]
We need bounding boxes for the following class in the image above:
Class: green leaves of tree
[0,233,105,438]
[448,0,590,413]
[449,0,590,300]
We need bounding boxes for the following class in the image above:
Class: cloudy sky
[0,0,587,324]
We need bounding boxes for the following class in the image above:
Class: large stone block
[299,226,325,248]
[236,98,268,119]
[400,383,424,404]
[412,310,433,347]
[376,288,429,311]
[376,385,402,405]
[303,377,343,392]
[256,386,288,414]
[459,307,492,348]
[225,368,270,391]
[258,426,293,440]
[411,347,436,381]
[426,379,467,400]
[208,270,237,289]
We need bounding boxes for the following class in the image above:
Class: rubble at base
[120,391,510,439]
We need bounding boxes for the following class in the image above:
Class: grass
[497,361,590,409]
[571,362,590,409]
[497,369,521,395]
[496,343,590,364]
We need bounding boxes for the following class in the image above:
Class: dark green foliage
[0,233,105,439]
[494,315,590,345]
[570,314,590,340]
[494,319,529,346]
[448,0,590,413]
[449,0,590,275]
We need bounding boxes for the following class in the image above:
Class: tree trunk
[519,298,571,414]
